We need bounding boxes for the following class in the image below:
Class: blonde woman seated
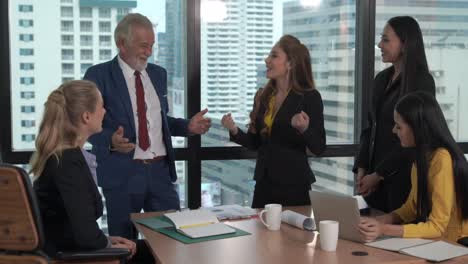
[31,80,154,262]
[359,92,468,245]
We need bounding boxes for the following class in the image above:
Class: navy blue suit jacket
[84,56,189,190]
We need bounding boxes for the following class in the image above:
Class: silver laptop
[309,190,364,243]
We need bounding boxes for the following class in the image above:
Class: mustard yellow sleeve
[401,149,455,238]
[393,165,417,223]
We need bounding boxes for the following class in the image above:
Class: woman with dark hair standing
[359,92,468,243]
[355,16,436,212]
[221,35,326,208]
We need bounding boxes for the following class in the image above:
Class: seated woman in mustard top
[358,91,468,244]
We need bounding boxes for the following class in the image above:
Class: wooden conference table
[131,206,468,264]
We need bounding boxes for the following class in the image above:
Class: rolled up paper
[281,210,316,230]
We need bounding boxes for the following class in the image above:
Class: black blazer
[34,148,108,256]
[354,66,435,212]
[231,89,326,186]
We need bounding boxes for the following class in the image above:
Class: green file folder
[133,215,251,244]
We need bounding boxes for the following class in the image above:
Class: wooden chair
[0,164,130,264]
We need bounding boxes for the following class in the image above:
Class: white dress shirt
[118,56,166,159]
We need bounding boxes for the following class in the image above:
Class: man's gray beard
[135,61,148,72]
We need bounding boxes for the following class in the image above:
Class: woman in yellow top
[359,91,468,245]
[221,35,326,208]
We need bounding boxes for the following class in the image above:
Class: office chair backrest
[0,164,44,252]
[0,163,129,264]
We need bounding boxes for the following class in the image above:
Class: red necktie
[134,71,150,151]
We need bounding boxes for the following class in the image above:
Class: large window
[7,0,188,206]
[376,1,468,141]
[201,157,355,207]
[202,160,256,207]
[9,0,187,149]
[2,0,467,210]
[200,0,357,204]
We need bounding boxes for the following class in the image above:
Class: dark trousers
[104,159,180,239]
[251,178,311,208]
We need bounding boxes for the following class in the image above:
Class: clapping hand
[221,113,239,135]
[291,111,310,133]
[188,108,211,135]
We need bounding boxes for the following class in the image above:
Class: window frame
[1,0,467,209]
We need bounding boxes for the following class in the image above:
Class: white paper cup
[259,204,282,231]
[319,220,339,251]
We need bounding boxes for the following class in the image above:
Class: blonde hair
[30,80,99,177]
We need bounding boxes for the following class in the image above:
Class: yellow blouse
[263,95,276,135]
[393,148,468,242]
[263,90,291,135]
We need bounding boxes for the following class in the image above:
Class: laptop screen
[309,190,364,243]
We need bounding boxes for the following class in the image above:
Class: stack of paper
[205,204,257,220]
[365,238,468,262]
[165,209,236,239]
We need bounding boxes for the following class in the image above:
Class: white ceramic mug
[319,220,339,251]
[259,204,282,231]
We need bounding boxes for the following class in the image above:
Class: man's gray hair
[114,13,153,46]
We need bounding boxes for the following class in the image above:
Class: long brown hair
[30,80,99,177]
[249,35,316,133]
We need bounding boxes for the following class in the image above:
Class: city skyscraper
[201,0,274,121]
[8,0,468,208]
[199,0,468,205]
[10,0,135,151]
[375,1,468,141]
[283,0,356,195]
[199,0,275,206]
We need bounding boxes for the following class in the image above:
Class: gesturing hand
[221,113,238,135]
[188,108,212,135]
[111,126,136,153]
[358,173,383,197]
[355,168,366,194]
[291,111,310,133]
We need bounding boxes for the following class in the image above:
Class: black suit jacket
[231,89,326,186]
[354,66,435,212]
[34,148,108,256]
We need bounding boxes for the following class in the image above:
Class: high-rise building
[9,0,467,208]
[199,0,468,205]
[159,0,188,205]
[283,0,356,194]
[199,0,275,206]
[10,0,136,151]
[201,0,274,120]
[375,1,468,141]
[162,0,186,123]
[10,0,138,233]
[282,0,468,194]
